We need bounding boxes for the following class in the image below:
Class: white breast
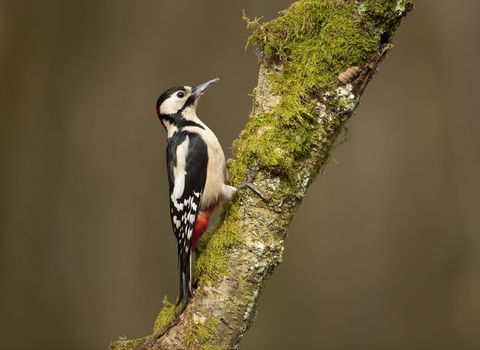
[182,108,236,209]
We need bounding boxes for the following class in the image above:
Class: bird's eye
[176,91,185,98]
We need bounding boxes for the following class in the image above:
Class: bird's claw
[237,164,270,202]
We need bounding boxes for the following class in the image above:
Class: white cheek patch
[160,87,192,115]
[160,95,188,115]
[160,100,180,115]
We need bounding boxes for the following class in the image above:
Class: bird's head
[156,78,219,131]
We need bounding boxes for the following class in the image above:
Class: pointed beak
[191,78,219,98]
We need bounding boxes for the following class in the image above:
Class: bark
[110,1,413,349]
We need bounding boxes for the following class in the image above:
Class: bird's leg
[237,164,271,202]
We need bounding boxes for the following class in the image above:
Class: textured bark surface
[111,1,413,349]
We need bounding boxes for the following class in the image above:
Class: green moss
[184,315,219,349]
[246,1,379,90]
[109,336,144,350]
[233,111,318,180]
[239,0,385,190]
[198,346,223,350]
[153,296,181,334]
[361,0,412,33]
[238,0,411,186]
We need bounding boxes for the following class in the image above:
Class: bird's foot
[237,164,270,202]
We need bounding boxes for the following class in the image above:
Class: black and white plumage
[156,78,237,311]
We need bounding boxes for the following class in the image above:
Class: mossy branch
[110,1,413,349]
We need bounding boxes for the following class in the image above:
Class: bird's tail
[177,253,192,312]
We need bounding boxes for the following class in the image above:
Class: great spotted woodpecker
[156,78,267,311]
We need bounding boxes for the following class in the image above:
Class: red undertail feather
[192,205,216,251]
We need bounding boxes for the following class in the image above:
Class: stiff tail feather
[176,253,192,312]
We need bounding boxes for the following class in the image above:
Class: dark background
[1,1,479,349]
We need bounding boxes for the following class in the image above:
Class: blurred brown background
[1,1,479,349]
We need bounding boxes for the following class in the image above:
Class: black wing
[166,131,208,304]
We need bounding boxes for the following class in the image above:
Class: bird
[155,78,268,312]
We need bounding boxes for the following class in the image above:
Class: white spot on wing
[187,228,193,239]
